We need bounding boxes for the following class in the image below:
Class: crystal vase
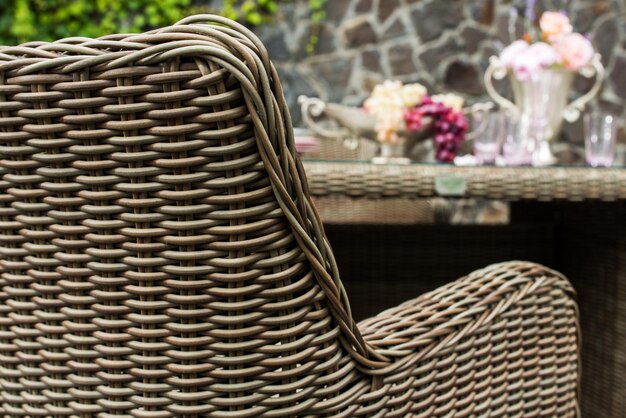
[485,54,604,166]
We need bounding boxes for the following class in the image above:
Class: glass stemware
[584,111,618,168]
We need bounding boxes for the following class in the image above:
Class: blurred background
[1,0,625,137]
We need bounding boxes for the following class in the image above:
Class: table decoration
[485,5,604,166]
[465,102,594,167]
[500,113,534,166]
[469,106,505,164]
[364,81,468,163]
[584,111,618,167]
[298,95,434,162]
[299,83,467,164]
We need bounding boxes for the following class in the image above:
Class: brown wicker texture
[0,15,580,417]
[304,160,626,201]
[311,196,435,224]
[300,137,378,161]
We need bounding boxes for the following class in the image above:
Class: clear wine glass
[584,111,618,168]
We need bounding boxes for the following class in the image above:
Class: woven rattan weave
[0,15,580,417]
[303,160,626,201]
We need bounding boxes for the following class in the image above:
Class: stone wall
[236,0,626,138]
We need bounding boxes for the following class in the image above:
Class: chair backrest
[0,15,384,415]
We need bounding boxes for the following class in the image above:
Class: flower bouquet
[501,11,595,80]
[485,5,604,166]
[364,80,468,163]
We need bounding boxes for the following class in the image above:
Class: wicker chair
[0,15,580,417]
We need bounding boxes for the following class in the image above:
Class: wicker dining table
[303,160,626,201]
[302,159,626,418]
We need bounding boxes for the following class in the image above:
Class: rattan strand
[0,15,580,417]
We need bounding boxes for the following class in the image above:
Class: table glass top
[301,157,626,170]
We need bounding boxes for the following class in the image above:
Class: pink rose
[553,33,594,71]
[540,11,573,41]
[510,43,559,82]
[512,50,542,81]
[527,42,561,67]
[500,40,529,68]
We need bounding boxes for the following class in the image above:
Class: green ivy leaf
[0,0,329,52]
[0,0,193,44]
[247,11,263,25]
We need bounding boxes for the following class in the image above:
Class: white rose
[400,83,427,108]
[431,93,464,112]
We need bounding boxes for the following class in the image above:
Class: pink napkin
[294,134,319,154]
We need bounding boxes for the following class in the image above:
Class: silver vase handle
[562,53,604,123]
[484,56,519,115]
[298,95,350,140]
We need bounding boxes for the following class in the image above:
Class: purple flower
[403,96,468,163]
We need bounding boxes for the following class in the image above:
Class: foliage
[0,0,193,45]
[221,0,280,26]
[0,0,329,55]
[306,0,327,55]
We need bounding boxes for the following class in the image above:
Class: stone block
[418,37,463,73]
[444,60,483,94]
[378,0,400,23]
[362,49,382,72]
[343,18,378,48]
[383,16,408,39]
[311,56,356,102]
[411,0,464,43]
[355,0,373,14]
[326,0,351,23]
[388,43,418,76]
[460,25,489,54]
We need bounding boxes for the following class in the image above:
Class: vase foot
[532,141,557,167]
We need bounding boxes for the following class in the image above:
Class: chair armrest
[359,261,580,377]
